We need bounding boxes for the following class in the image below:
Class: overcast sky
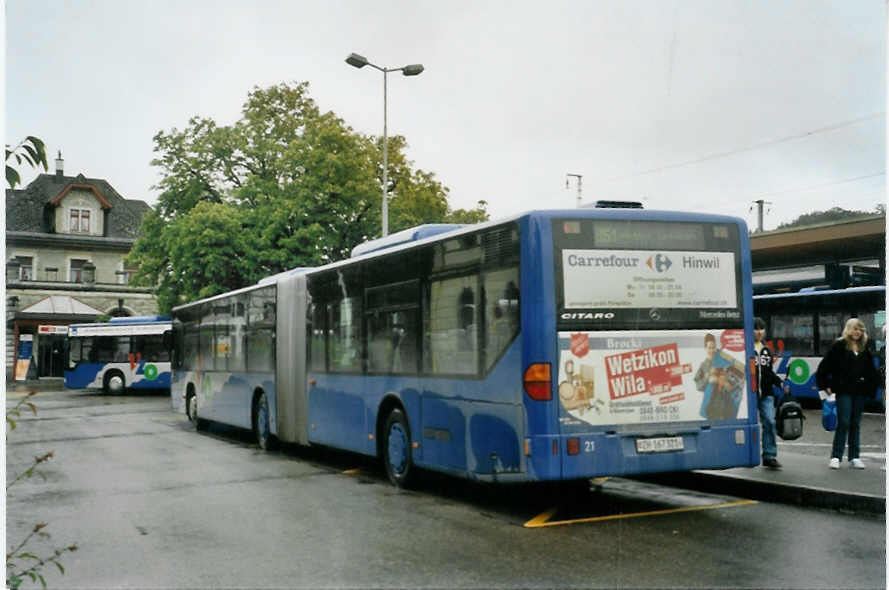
[5,0,886,231]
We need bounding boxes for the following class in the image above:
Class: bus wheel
[103,371,125,395]
[254,392,274,451]
[186,392,205,431]
[383,408,414,488]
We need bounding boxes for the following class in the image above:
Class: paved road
[6,388,885,589]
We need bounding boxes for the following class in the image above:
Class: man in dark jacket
[754,318,787,469]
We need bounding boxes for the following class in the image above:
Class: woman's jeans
[758,395,777,460]
[831,393,867,461]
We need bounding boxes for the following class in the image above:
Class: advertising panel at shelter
[557,329,748,426]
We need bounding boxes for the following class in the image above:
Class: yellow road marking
[524,499,757,528]
[342,468,362,475]
[524,508,558,528]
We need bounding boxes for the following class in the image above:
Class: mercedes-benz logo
[649,308,661,321]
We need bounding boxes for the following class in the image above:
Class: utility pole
[752,199,771,232]
[566,173,583,207]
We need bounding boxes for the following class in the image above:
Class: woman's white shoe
[851,458,866,469]
[829,458,840,469]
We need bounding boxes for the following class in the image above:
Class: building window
[70,259,88,283]
[70,208,90,233]
[44,267,58,282]
[117,266,138,285]
[15,256,33,281]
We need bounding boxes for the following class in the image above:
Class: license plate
[636,436,684,453]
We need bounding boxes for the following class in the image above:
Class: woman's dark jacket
[816,339,880,397]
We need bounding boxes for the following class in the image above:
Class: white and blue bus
[754,285,885,409]
[172,207,761,486]
[65,316,172,393]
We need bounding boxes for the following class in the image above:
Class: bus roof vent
[351,224,466,258]
[257,267,311,285]
[592,200,644,209]
[108,315,171,324]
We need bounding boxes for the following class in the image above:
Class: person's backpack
[776,395,804,441]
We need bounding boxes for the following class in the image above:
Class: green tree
[443,200,490,225]
[130,82,486,311]
[6,137,48,189]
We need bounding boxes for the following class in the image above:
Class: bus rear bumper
[526,423,760,482]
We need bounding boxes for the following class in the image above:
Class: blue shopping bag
[821,397,837,431]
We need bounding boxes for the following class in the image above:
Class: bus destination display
[561,249,737,309]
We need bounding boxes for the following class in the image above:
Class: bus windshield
[553,219,743,330]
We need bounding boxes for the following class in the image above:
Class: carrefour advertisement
[557,329,749,427]
[561,249,737,309]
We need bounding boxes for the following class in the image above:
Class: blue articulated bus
[754,285,885,409]
[65,316,172,393]
[171,208,760,487]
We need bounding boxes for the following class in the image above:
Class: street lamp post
[346,52,424,237]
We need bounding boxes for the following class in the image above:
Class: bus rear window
[553,219,743,330]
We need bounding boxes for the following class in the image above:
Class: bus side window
[246,286,276,372]
[818,312,844,354]
[113,336,130,362]
[367,309,418,375]
[483,273,520,371]
[771,313,815,356]
[163,330,175,366]
[307,301,327,372]
[426,275,479,376]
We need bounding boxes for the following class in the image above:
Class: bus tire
[186,391,206,431]
[253,391,275,451]
[383,408,415,488]
[103,370,125,395]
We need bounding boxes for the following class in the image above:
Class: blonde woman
[816,318,880,469]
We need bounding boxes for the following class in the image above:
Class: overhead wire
[597,112,885,185]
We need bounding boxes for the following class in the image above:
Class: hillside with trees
[775,204,885,230]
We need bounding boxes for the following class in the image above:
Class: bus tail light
[523,363,551,400]
[566,438,580,455]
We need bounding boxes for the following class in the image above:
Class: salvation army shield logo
[570,333,590,358]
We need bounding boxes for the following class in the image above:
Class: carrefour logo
[646,254,672,273]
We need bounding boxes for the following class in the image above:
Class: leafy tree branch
[6,136,48,189]
[130,81,487,312]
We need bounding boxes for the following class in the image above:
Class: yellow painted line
[342,468,362,475]
[524,499,757,528]
[524,507,558,528]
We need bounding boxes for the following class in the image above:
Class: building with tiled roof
[6,153,159,381]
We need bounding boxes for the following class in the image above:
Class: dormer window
[70,208,91,233]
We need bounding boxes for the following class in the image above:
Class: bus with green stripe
[65,316,172,394]
[754,286,885,410]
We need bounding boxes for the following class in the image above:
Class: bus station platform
[645,410,886,516]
